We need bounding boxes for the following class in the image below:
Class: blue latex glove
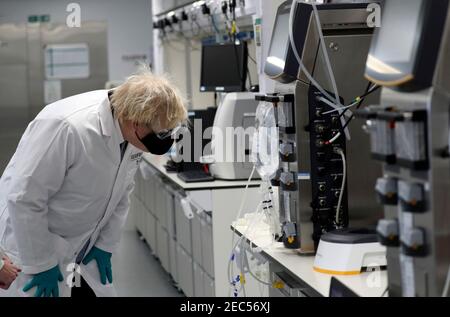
[23,265,64,297]
[82,246,113,285]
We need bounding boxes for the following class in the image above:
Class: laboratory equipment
[200,42,248,92]
[205,92,259,180]
[314,228,387,276]
[359,0,450,297]
[264,1,383,253]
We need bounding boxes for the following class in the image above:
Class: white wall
[0,0,153,81]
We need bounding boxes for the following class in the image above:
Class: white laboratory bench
[130,154,264,297]
[141,154,261,190]
[231,223,388,297]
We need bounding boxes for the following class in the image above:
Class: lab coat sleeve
[7,119,78,275]
[0,247,4,270]
[94,181,135,254]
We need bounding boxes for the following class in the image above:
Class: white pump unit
[314,229,387,276]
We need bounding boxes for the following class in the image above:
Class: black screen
[200,42,247,92]
[329,277,359,297]
[176,108,217,170]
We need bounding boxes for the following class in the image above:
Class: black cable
[248,53,257,65]
[335,83,381,137]
[381,287,389,297]
[338,83,379,120]
[247,66,253,88]
[359,84,381,100]
[340,113,354,133]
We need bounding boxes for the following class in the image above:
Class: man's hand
[22,265,63,297]
[82,246,113,285]
[0,256,22,290]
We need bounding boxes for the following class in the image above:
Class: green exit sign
[28,14,50,23]
[28,15,39,23]
[40,15,50,23]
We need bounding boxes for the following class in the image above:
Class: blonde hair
[111,66,188,131]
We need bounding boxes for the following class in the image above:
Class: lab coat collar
[114,118,125,145]
[98,91,125,144]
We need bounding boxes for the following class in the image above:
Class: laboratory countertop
[231,223,388,298]
[142,154,261,191]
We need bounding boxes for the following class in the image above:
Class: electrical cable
[228,166,257,295]
[321,84,379,116]
[247,66,253,88]
[321,99,360,116]
[288,2,331,102]
[190,15,201,37]
[236,194,277,297]
[190,11,209,37]
[311,4,340,108]
[236,212,273,298]
[246,192,274,253]
[248,53,257,65]
[381,287,389,297]
[228,181,277,296]
[288,1,360,141]
[326,83,380,144]
[337,84,380,119]
[228,204,263,296]
[221,2,233,41]
[317,97,353,118]
[209,8,221,35]
[231,209,277,296]
[335,148,346,227]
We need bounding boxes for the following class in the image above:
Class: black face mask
[136,132,174,155]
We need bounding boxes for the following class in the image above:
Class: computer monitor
[200,42,248,93]
[175,108,217,171]
[365,0,449,91]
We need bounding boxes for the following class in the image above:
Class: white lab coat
[0,247,4,271]
[0,90,143,297]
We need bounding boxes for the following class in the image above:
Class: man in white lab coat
[0,69,187,297]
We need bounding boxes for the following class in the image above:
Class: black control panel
[308,87,349,246]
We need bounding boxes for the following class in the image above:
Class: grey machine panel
[297,32,382,226]
[359,0,450,297]
[268,3,383,253]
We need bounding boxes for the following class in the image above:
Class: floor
[112,230,183,297]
